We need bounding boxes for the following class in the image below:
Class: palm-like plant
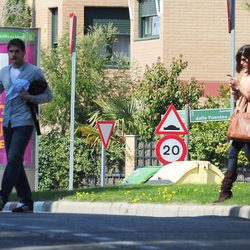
[77,95,137,147]
[90,97,137,134]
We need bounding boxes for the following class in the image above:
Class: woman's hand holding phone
[227,74,240,91]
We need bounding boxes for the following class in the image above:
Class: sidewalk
[2,201,250,219]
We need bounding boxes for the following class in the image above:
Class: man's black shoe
[12,203,33,213]
[0,199,3,211]
[0,196,6,211]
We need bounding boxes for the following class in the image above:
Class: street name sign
[190,108,230,123]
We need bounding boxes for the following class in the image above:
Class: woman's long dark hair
[236,44,250,73]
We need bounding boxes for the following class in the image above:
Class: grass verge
[10,182,250,205]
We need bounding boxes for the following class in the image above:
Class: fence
[135,137,159,168]
[125,135,160,177]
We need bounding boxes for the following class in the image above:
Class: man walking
[0,38,52,212]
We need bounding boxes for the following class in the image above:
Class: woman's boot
[214,170,238,203]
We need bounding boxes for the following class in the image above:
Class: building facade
[129,0,250,95]
[34,0,130,64]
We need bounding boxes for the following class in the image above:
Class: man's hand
[20,88,35,103]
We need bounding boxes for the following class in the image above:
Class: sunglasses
[241,57,248,62]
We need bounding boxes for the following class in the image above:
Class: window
[139,0,160,38]
[84,7,130,66]
[93,19,130,65]
[110,35,130,63]
[50,8,58,48]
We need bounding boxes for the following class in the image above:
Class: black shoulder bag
[27,80,48,135]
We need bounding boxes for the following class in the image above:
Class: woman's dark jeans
[0,125,33,206]
[228,140,250,172]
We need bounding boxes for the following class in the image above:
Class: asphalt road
[0,212,250,250]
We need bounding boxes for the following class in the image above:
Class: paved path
[2,201,250,219]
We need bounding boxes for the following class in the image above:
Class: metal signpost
[156,105,188,135]
[155,105,188,165]
[97,121,115,187]
[228,0,235,115]
[69,13,77,191]
[156,135,187,165]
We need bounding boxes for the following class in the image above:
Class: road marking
[47,229,70,233]
[93,236,113,241]
[72,233,93,237]
[24,226,45,230]
[107,226,136,232]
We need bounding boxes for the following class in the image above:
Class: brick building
[129,0,250,95]
[1,0,250,95]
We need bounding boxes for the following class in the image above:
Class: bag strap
[235,96,248,113]
[28,103,41,135]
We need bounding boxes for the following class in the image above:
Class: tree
[132,57,204,140]
[2,0,31,28]
[83,63,137,137]
[41,24,119,134]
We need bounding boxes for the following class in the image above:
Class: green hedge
[189,121,250,169]
[38,122,250,190]
[38,132,125,190]
[38,132,99,190]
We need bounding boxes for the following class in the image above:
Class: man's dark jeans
[0,125,33,206]
[228,140,250,172]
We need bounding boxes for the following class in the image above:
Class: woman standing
[215,44,250,203]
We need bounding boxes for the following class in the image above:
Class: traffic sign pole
[155,105,188,165]
[101,144,106,187]
[184,105,189,161]
[69,13,77,191]
[229,0,235,115]
[97,121,115,187]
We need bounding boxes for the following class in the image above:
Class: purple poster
[0,28,39,166]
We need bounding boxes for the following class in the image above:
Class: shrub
[38,132,125,190]
[132,57,203,140]
[38,132,99,190]
[188,121,229,167]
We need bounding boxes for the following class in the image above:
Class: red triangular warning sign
[97,121,115,148]
[155,105,188,135]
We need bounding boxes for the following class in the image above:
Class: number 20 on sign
[156,135,187,165]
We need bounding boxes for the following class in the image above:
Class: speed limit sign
[156,135,187,165]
